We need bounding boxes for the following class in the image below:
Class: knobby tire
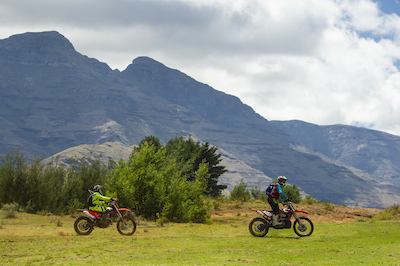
[249,217,269,237]
[293,217,314,237]
[117,216,137,236]
[74,216,94,235]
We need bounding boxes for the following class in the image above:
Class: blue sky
[378,0,400,16]
[1,0,400,136]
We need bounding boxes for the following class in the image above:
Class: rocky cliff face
[1,31,399,208]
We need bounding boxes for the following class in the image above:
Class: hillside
[271,120,400,187]
[1,31,400,208]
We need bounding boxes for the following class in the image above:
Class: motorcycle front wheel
[249,217,269,237]
[293,217,314,237]
[74,216,94,235]
[117,217,137,236]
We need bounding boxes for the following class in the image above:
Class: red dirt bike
[74,199,136,236]
[249,200,313,237]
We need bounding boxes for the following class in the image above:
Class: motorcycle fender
[118,208,131,212]
[295,210,308,214]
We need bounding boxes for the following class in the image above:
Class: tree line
[0,135,306,223]
[0,136,227,222]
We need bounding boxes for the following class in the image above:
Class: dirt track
[211,202,383,223]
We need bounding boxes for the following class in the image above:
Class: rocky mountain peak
[0,31,75,52]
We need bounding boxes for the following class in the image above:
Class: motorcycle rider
[89,185,116,220]
[267,176,288,226]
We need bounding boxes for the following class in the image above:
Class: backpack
[265,184,275,196]
[86,190,95,208]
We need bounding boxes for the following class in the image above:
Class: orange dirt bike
[249,200,314,237]
[74,198,136,236]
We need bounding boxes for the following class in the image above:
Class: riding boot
[272,214,282,226]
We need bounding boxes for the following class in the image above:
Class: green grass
[1,210,399,265]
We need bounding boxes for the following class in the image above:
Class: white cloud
[1,0,400,135]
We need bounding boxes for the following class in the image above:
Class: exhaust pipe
[83,210,96,219]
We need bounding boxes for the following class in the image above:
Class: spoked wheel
[293,217,314,237]
[249,217,269,237]
[74,216,94,235]
[117,217,137,236]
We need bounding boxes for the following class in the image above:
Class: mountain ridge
[1,31,400,208]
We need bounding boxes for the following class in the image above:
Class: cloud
[1,0,400,135]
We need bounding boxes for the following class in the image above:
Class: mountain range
[1,31,399,208]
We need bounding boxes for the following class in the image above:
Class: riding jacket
[89,192,112,212]
[269,183,288,204]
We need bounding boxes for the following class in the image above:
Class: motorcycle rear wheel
[74,216,94,235]
[249,217,269,237]
[293,217,313,237]
[117,217,137,236]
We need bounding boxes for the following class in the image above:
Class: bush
[324,202,335,211]
[303,194,320,205]
[250,186,268,201]
[354,217,367,222]
[210,196,225,210]
[283,184,301,203]
[229,180,250,202]
[373,204,400,221]
[1,202,20,219]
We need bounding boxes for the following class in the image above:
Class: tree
[166,136,227,196]
[270,178,301,203]
[60,154,109,213]
[283,183,301,203]
[135,135,163,153]
[107,142,211,222]
[0,147,28,206]
[250,186,268,201]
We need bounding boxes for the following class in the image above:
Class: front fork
[111,202,128,226]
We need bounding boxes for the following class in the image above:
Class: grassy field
[1,202,399,265]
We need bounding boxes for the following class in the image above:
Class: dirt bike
[74,198,136,236]
[249,200,313,237]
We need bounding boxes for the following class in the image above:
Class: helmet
[277,176,287,187]
[93,185,103,194]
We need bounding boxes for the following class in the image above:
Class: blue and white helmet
[277,176,287,186]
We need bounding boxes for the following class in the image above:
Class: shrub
[324,202,335,211]
[354,217,367,222]
[373,204,400,221]
[229,180,250,202]
[1,202,20,219]
[210,196,225,210]
[283,184,301,203]
[303,194,319,205]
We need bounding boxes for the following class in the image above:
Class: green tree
[107,142,211,222]
[270,178,302,203]
[60,154,109,213]
[250,186,268,201]
[283,183,301,203]
[0,147,28,206]
[135,135,163,153]
[166,136,227,196]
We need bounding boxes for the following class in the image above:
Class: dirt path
[211,202,382,223]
